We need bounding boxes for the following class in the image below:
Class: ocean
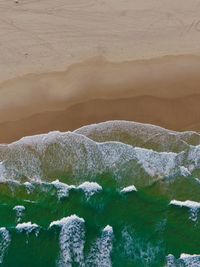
[0,121,199,267]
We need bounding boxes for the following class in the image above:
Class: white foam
[180,253,200,267]
[121,228,162,266]
[24,182,35,194]
[49,214,85,228]
[167,253,200,267]
[134,147,179,178]
[51,180,75,200]
[103,225,113,232]
[170,200,200,209]
[187,145,200,172]
[77,182,102,198]
[0,227,11,264]
[120,185,137,193]
[75,120,199,153]
[13,205,25,211]
[13,205,25,223]
[16,222,40,235]
[170,200,200,222]
[0,162,7,182]
[180,166,191,177]
[180,253,200,259]
[86,225,114,267]
[50,215,85,267]
[1,128,200,185]
[166,254,177,267]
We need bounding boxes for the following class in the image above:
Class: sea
[0,121,199,267]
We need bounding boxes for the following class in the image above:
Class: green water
[0,175,199,267]
[1,121,200,266]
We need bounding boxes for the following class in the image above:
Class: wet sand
[0,55,200,143]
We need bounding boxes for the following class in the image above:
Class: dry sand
[1,0,200,142]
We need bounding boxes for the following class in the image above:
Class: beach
[0,1,200,266]
[1,0,200,142]
[0,55,200,143]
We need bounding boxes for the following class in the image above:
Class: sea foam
[167,253,200,266]
[50,215,85,267]
[86,225,114,267]
[75,120,200,152]
[77,182,102,199]
[170,200,200,222]
[0,122,200,189]
[0,227,11,264]
[16,222,40,235]
[13,205,25,223]
[120,185,137,193]
[51,180,75,200]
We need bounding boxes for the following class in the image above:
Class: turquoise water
[0,121,199,266]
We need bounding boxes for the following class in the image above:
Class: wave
[0,121,200,189]
[16,222,40,235]
[119,227,163,266]
[0,184,198,266]
[0,228,10,264]
[13,205,26,223]
[85,225,114,267]
[120,185,137,193]
[0,121,199,266]
[50,215,85,267]
[0,216,199,267]
[166,253,200,266]
[77,182,103,199]
[51,180,76,200]
[169,200,200,222]
[75,120,200,152]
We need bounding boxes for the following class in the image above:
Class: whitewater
[0,121,199,267]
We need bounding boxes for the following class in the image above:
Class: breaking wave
[0,121,199,266]
[1,121,200,188]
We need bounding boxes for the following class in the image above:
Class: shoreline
[0,55,200,143]
[1,54,200,143]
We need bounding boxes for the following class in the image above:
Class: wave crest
[0,121,200,189]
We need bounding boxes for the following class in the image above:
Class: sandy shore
[1,0,200,82]
[0,55,200,143]
[1,0,200,142]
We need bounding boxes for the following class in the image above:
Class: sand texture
[1,0,200,142]
[1,0,200,81]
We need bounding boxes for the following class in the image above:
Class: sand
[1,0,200,142]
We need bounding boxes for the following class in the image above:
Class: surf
[0,121,199,266]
